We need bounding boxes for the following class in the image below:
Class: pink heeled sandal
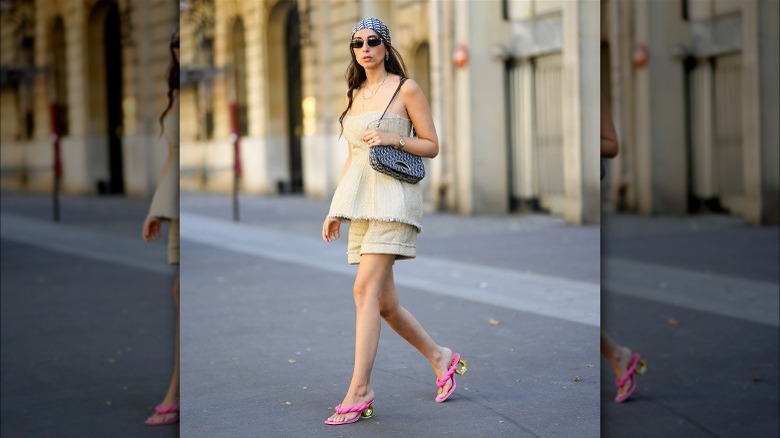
[324,398,374,425]
[144,404,180,426]
[436,353,468,403]
[615,352,647,403]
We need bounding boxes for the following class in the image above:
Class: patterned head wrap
[351,18,391,45]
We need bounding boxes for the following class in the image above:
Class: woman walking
[141,26,180,426]
[600,93,646,403]
[321,18,466,425]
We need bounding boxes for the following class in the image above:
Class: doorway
[285,6,303,193]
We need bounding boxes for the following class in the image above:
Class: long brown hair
[338,34,408,136]
[159,26,179,136]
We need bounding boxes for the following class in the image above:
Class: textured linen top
[327,110,423,233]
[148,115,179,219]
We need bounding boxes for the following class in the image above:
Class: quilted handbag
[368,78,425,184]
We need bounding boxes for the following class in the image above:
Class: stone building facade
[602,0,779,224]
[0,0,179,197]
[180,0,600,224]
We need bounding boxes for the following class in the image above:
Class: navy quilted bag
[368,78,425,184]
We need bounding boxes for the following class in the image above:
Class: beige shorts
[167,219,180,265]
[347,219,417,265]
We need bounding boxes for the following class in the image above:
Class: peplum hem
[327,111,423,234]
[327,213,423,234]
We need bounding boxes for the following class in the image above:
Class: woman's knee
[378,291,399,319]
[352,283,379,308]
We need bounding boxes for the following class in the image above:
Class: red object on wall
[48,102,62,177]
[633,44,649,68]
[229,101,242,177]
[453,44,469,68]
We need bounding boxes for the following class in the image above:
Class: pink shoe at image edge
[144,404,180,426]
[615,352,647,403]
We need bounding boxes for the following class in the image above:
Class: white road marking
[1,212,171,274]
[180,212,601,327]
[604,258,779,327]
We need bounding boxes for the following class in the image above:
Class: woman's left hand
[363,128,396,148]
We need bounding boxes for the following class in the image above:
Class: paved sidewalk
[601,213,779,438]
[180,191,601,437]
[1,191,179,438]
[4,189,775,437]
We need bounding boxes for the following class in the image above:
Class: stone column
[742,0,779,224]
[632,0,688,214]
[361,0,392,23]
[451,0,509,214]
[562,0,600,224]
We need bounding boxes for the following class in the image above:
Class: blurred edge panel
[0,0,179,199]
[601,0,778,224]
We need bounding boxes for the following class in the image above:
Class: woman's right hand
[322,218,342,242]
[142,217,162,242]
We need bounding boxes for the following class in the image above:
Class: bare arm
[601,93,619,158]
[362,79,439,158]
[322,93,354,242]
[399,79,438,158]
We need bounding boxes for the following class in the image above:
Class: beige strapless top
[327,111,422,232]
[148,115,179,219]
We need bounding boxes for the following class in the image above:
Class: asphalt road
[1,191,179,438]
[601,213,779,438]
[179,191,601,437]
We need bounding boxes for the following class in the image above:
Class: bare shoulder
[400,78,424,96]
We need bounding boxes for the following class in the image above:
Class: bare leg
[601,329,632,397]
[378,269,455,398]
[327,254,394,423]
[146,272,180,423]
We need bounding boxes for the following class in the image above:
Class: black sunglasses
[350,36,382,49]
[170,40,179,48]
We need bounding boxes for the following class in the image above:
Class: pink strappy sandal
[436,353,468,403]
[615,352,647,403]
[324,398,374,425]
[144,404,180,426]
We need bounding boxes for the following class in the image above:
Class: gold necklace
[362,73,388,101]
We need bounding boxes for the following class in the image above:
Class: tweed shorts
[167,219,180,265]
[347,219,417,265]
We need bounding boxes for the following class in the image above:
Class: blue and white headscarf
[351,17,391,45]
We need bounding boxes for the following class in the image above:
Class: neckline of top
[345,110,410,121]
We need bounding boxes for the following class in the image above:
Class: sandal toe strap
[154,404,180,415]
[616,353,640,387]
[334,401,371,415]
[436,353,461,387]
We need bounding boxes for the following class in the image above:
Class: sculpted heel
[436,353,467,403]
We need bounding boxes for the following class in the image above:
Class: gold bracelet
[397,134,406,150]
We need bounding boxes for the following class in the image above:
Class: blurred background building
[602,0,779,224]
[0,0,178,197]
[180,0,600,224]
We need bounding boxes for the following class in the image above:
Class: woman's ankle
[609,346,631,372]
[431,346,451,365]
[347,383,372,398]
